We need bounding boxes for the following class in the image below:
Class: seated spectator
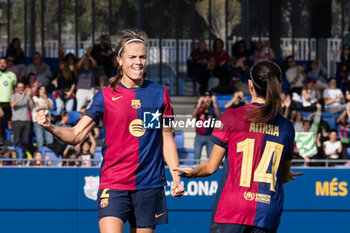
[252,40,275,64]
[323,77,346,113]
[26,52,53,87]
[336,103,350,159]
[323,130,342,161]
[301,78,321,112]
[76,49,97,111]
[0,147,10,166]
[224,91,250,109]
[188,40,210,81]
[6,38,26,77]
[32,85,54,148]
[316,124,330,159]
[338,45,350,90]
[52,59,77,114]
[6,55,20,81]
[307,60,328,90]
[291,110,304,133]
[227,57,249,94]
[232,40,249,61]
[74,133,96,167]
[27,151,51,166]
[210,38,230,66]
[295,103,322,165]
[285,56,306,95]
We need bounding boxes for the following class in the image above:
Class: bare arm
[10,94,25,108]
[162,128,184,197]
[174,144,226,178]
[280,159,303,183]
[36,110,96,145]
[88,132,96,155]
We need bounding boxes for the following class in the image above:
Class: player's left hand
[284,171,303,183]
[171,181,184,198]
[173,167,194,178]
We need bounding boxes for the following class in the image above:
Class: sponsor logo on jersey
[244,191,271,204]
[131,99,141,109]
[100,198,109,208]
[129,119,146,137]
[83,176,99,200]
[3,81,8,86]
[143,109,161,129]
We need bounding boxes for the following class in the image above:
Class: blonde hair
[109,29,148,90]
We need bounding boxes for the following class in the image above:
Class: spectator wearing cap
[191,90,220,163]
[323,77,346,113]
[301,77,321,112]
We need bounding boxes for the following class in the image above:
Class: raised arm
[36,109,96,145]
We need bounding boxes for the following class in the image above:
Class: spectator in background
[27,151,51,166]
[25,73,39,96]
[285,56,306,95]
[210,38,230,66]
[8,150,19,166]
[323,130,342,161]
[0,146,10,166]
[75,133,96,167]
[295,103,322,165]
[227,57,249,95]
[52,59,77,114]
[6,38,26,75]
[301,78,321,112]
[291,110,304,132]
[10,82,34,150]
[191,91,220,163]
[224,91,249,109]
[64,53,78,75]
[337,45,350,88]
[91,34,114,78]
[307,60,328,90]
[56,111,70,127]
[26,52,53,87]
[188,40,210,86]
[6,55,20,81]
[336,102,350,159]
[342,25,350,47]
[76,48,97,111]
[252,40,275,64]
[232,40,249,61]
[323,77,346,113]
[0,58,17,130]
[62,147,81,167]
[32,85,54,148]
[316,124,330,159]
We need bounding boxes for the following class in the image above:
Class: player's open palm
[173,167,194,178]
[36,109,51,128]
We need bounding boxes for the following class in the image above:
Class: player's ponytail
[109,29,148,90]
[245,61,282,123]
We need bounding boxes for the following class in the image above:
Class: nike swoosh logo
[112,96,123,101]
[155,212,165,218]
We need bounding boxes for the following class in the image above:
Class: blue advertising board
[0,168,349,233]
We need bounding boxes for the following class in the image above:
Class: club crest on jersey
[131,99,141,109]
[100,198,109,208]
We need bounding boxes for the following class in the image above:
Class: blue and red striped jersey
[85,80,173,190]
[211,103,295,230]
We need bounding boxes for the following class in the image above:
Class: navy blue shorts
[210,223,276,233]
[97,188,168,228]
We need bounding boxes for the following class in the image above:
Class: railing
[1,158,349,168]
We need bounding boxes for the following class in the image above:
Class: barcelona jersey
[211,103,295,230]
[85,80,173,190]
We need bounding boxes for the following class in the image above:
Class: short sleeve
[85,89,105,123]
[323,89,330,99]
[161,86,174,123]
[210,111,231,149]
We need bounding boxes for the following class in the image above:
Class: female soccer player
[175,61,302,233]
[36,29,184,233]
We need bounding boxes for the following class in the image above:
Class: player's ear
[117,56,122,66]
[248,80,255,94]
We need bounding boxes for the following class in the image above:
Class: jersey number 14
[237,138,284,192]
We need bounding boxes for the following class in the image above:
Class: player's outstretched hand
[36,109,51,128]
[172,181,185,198]
[173,167,195,178]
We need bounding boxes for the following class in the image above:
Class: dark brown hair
[109,29,148,90]
[245,61,282,123]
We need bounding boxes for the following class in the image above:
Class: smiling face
[117,42,147,83]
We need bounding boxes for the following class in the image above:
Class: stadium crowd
[0,34,350,167]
